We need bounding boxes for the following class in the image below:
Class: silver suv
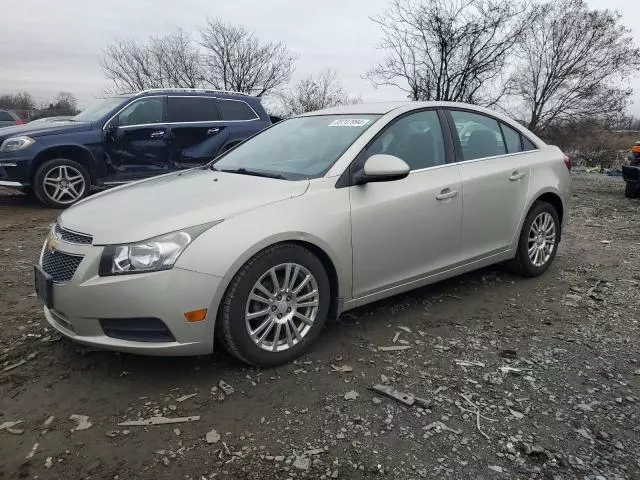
[35,101,571,366]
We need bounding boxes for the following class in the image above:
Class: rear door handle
[436,188,458,201]
[150,130,166,139]
[509,171,526,181]
[207,128,221,135]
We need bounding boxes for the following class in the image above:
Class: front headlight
[99,223,221,276]
[0,136,35,152]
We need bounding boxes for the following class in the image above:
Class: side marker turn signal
[184,309,208,322]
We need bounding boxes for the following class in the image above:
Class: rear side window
[0,111,14,121]
[218,99,258,121]
[450,110,507,160]
[500,123,522,153]
[522,136,538,151]
[168,97,219,122]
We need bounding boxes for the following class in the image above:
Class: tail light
[16,118,24,125]
[632,145,640,154]
[563,154,572,171]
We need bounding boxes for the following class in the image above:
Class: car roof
[300,101,508,117]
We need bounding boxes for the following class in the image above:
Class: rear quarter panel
[512,145,570,248]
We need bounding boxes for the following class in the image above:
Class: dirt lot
[1,174,639,480]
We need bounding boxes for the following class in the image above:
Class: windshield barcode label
[328,119,371,127]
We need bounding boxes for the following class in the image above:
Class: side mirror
[354,154,410,185]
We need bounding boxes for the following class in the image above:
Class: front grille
[42,249,83,283]
[54,223,93,245]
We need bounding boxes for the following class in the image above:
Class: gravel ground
[0,173,639,480]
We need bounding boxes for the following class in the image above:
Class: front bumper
[40,239,225,356]
[0,156,32,187]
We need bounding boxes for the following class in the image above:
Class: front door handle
[206,128,221,135]
[149,130,165,139]
[436,188,458,201]
[509,171,526,181]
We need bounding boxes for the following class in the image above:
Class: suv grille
[42,249,83,283]
[54,224,93,245]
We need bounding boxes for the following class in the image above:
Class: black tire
[624,181,639,199]
[511,201,560,277]
[34,158,91,208]
[219,244,330,367]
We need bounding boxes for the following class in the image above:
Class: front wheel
[511,201,560,277]
[34,159,90,208]
[219,244,330,367]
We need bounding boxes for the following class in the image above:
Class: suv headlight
[98,222,221,276]
[0,136,35,152]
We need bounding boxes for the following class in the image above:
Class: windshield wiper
[218,168,285,180]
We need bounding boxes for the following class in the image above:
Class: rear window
[218,99,258,121]
[0,111,15,121]
[167,97,219,122]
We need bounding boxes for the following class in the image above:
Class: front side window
[365,110,446,170]
[167,97,219,122]
[218,99,258,121]
[117,97,165,127]
[212,114,380,180]
[0,111,14,121]
[450,110,507,161]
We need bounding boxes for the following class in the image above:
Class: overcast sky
[1,0,639,116]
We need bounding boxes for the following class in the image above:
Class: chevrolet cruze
[35,102,571,366]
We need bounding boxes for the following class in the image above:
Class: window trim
[335,107,455,188]
[103,95,261,130]
[443,108,539,163]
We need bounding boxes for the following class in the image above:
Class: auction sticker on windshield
[328,119,371,127]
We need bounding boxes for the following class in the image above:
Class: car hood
[0,121,92,140]
[58,168,310,244]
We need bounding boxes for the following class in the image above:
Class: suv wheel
[511,201,560,277]
[34,159,90,208]
[219,244,330,367]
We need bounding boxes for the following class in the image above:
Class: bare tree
[0,92,35,111]
[200,18,296,96]
[279,70,361,116]
[367,0,533,106]
[100,29,204,92]
[512,0,640,134]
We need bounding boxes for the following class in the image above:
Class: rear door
[103,96,171,179]
[446,109,532,261]
[167,96,227,168]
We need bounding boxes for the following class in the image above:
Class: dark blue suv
[0,89,271,207]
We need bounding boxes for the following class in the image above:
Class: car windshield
[73,96,129,122]
[212,114,381,180]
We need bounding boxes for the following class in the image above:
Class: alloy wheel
[42,165,86,204]
[245,263,320,352]
[527,212,556,267]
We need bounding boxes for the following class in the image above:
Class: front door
[350,109,463,299]
[447,109,532,260]
[103,96,171,179]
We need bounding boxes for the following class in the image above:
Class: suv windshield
[212,114,381,180]
[73,96,130,122]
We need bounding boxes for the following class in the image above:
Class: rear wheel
[34,159,90,208]
[219,244,330,367]
[624,181,639,199]
[511,201,560,277]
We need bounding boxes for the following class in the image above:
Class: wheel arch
[31,145,97,185]
[212,235,345,324]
